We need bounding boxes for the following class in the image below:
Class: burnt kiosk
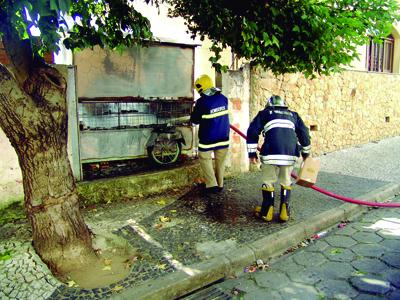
[73,42,195,180]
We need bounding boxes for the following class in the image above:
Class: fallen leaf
[123,255,138,263]
[159,216,171,222]
[353,270,368,276]
[124,256,138,269]
[169,209,177,213]
[157,200,166,205]
[248,266,257,273]
[0,250,12,261]
[103,259,112,266]
[102,266,112,271]
[330,248,342,254]
[300,241,308,247]
[112,285,124,292]
[156,263,167,270]
[154,223,163,229]
[232,287,244,296]
[138,193,144,198]
[67,280,78,287]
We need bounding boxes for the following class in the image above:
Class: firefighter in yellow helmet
[191,74,230,194]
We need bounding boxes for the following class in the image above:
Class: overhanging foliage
[0,0,157,57]
[168,0,400,77]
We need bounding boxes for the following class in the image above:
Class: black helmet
[267,95,287,107]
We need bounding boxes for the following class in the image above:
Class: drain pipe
[230,124,400,208]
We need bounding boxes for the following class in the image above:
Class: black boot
[279,185,292,222]
[255,184,275,222]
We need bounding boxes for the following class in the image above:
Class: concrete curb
[77,162,201,206]
[0,162,203,212]
[113,182,400,300]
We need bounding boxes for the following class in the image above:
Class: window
[366,35,394,73]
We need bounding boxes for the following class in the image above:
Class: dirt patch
[62,247,137,289]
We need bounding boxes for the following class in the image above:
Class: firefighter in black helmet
[246,95,311,222]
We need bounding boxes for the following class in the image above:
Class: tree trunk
[0,63,95,274]
[22,140,94,273]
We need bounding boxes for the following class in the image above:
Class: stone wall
[251,68,400,155]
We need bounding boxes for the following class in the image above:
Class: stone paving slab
[213,195,400,300]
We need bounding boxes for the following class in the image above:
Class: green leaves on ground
[330,248,343,254]
[0,250,12,261]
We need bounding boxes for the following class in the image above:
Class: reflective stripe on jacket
[246,106,310,166]
[190,92,230,151]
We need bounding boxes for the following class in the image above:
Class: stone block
[350,275,391,295]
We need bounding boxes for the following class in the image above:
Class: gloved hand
[301,152,310,160]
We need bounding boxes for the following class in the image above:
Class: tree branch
[0,64,40,136]
[2,23,33,85]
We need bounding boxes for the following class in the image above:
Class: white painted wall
[0,130,23,209]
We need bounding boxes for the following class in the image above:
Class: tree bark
[0,63,95,274]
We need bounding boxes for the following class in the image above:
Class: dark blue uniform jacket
[190,92,230,152]
[247,106,311,165]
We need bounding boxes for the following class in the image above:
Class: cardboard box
[296,157,320,187]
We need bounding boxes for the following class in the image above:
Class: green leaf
[271,35,279,47]
[0,250,13,261]
[57,0,71,13]
[330,248,342,254]
[50,0,58,11]
[353,270,368,276]
[2,0,400,78]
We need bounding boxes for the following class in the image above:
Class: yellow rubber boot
[279,203,289,222]
[255,205,274,222]
[255,184,275,222]
[279,185,292,222]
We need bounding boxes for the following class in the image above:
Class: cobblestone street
[213,196,400,300]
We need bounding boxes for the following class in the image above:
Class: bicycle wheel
[148,139,181,165]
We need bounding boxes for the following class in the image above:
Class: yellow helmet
[194,74,214,94]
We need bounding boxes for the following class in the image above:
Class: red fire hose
[230,124,400,208]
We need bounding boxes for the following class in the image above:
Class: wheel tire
[148,139,181,165]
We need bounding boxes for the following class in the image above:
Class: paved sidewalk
[0,136,399,300]
[212,194,400,300]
